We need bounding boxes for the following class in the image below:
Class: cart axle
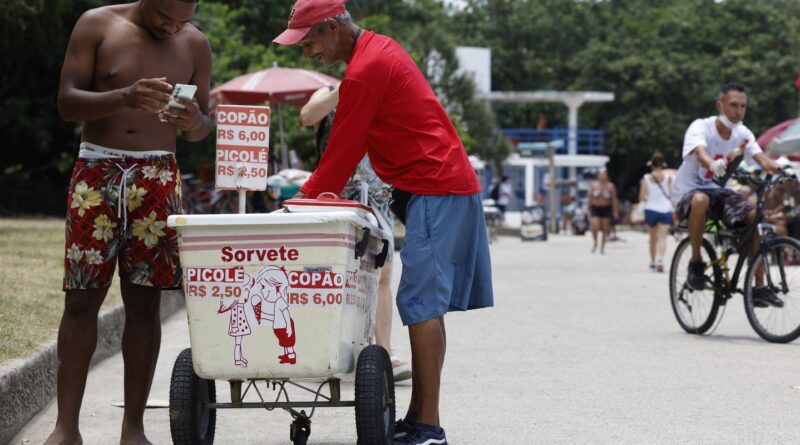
[207,401,355,409]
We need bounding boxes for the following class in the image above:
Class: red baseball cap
[273,0,347,46]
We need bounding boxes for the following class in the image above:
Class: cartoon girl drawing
[217,273,257,367]
[251,266,297,364]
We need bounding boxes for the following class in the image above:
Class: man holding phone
[47,1,212,444]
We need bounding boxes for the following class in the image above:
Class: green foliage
[450,0,800,196]
[6,0,800,212]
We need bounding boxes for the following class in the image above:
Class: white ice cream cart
[166,198,395,445]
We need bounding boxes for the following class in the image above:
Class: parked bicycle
[669,166,800,343]
[181,174,243,214]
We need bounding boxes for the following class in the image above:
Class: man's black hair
[720,82,746,96]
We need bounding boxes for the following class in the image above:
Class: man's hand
[710,158,727,177]
[159,97,204,133]
[122,77,173,113]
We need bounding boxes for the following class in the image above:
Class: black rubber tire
[169,348,216,445]
[744,237,800,343]
[669,236,722,334]
[355,345,395,445]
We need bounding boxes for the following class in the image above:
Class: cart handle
[375,239,389,268]
[355,227,371,259]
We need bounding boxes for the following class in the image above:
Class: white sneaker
[391,355,412,382]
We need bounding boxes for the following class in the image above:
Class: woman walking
[589,169,619,254]
[639,152,674,272]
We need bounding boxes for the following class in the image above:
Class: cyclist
[672,82,782,305]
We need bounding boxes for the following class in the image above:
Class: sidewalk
[12,232,800,444]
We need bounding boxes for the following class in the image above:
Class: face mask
[719,114,742,130]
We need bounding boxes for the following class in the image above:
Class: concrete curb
[0,290,185,444]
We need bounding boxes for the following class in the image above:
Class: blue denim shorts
[396,194,494,325]
[644,209,673,227]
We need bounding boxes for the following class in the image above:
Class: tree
[449,0,800,197]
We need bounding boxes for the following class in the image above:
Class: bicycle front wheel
[743,237,800,343]
[669,236,721,334]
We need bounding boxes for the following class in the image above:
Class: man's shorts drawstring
[114,163,138,231]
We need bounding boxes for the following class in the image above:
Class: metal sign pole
[238,189,246,214]
[547,142,558,234]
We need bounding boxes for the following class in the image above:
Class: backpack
[490,183,500,201]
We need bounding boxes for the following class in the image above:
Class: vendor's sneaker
[687,259,706,290]
[394,417,415,440]
[752,287,785,308]
[394,423,447,445]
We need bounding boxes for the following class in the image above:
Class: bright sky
[443,0,467,10]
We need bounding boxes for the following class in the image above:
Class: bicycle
[181,174,243,214]
[669,165,800,343]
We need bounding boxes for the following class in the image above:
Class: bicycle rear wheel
[743,237,800,343]
[669,236,721,334]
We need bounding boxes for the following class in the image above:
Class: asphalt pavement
[12,231,800,444]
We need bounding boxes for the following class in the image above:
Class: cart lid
[282,193,373,218]
[167,211,390,241]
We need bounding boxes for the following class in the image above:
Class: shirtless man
[47,1,211,444]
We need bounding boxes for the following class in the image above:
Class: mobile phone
[168,84,197,110]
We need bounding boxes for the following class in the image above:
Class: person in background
[560,189,576,234]
[672,82,782,306]
[639,152,674,272]
[490,175,512,219]
[588,168,619,254]
[300,83,411,382]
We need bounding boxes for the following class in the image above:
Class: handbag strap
[650,174,671,201]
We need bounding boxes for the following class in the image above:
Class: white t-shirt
[497,183,512,206]
[671,116,762,205]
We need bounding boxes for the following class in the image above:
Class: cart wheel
[355,345,395,444]
[169,348,216,445]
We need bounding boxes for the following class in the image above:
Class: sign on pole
[215,105,271,191]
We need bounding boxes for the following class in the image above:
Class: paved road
[12,231,800,444]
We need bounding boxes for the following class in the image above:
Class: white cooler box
[167,211,390,381]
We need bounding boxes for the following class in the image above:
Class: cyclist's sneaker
[394,416,416,440]
[687,259,707,290]
[394,423,447,445]
[752,287,785,308]
[649,263,656,271]
[656,260,665,273]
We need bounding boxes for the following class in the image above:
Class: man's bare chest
[94,31,195,90]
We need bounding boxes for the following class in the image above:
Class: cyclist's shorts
[63,147,182,290]
[676,188,754,229]
[396,194,493,325]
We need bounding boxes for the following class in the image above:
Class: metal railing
[502,128,605,155]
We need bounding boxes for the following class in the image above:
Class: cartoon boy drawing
[217,273,257,367]
[252,266,297,364]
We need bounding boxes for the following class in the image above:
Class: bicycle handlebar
[712,154,744,187]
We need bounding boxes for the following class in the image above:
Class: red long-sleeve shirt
[300,31,480,198]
